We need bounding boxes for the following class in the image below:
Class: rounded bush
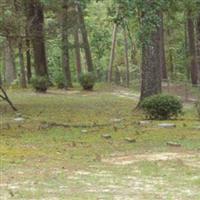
[54,73,65,89]
[31,76,49,92]
[79,72,95,90]
[140,94,183,120]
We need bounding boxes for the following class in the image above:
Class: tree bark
[25,29,32,83]
[159,12,167,79]
[124,29,130,87]
[18,37,27,88]
[139,15,162,102]
[76,2,93,72]
[114,66,121,85]
[184,21,190,80]
[187,10,198,85]
[61,0,72,88]
[74,26,82,79]
[196,14,200,82]
[0,50,2,85]
[108,23,117,82]
[169,48,174,79]
[27,0,48,77]
[0,74,2,86]
[4,38,16,85]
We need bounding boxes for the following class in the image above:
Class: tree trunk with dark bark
[196,14,200,82]
[0,72,2,86]
[18,37,27,88]
[187,10,198,85]
[27,0,48,78]
[139,15,162,102]
[124,29,130,87]
[74,26,82,79]
[108,23,117,82]
[76,2,93,72]
[4,38,16,85]
[25,29,32,83]
[184,22,190,80]
[159,12,167,79]
[169,49,174,78]
[114,66,121,85]
[61,0,72,88]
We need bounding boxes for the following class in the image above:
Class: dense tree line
[0,0,200,102]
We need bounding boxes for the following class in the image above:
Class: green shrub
[54,73,65,89]
[31,76,49,92]
[79,72,95,90]
[140,94,183,120]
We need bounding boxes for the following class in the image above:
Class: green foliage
[54,73,65,89]
[31,76,49,93]
[0,0,199,89]
[79,72,95,90]
[133,0,175,46]
[140,94,183,120]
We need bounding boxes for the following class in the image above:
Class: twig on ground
[42,121,112,128]
[0,86,17,111]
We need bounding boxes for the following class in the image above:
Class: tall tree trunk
[114,66,120,85]
[27,0,48,77]
[74,27,82,79]
[76,2,93,72]
[139,15,162,102]
[187,10,198,85]
[184,21,190,80]
[196,14,200,82]
[108,23,117,82]
[4,38,16,85]
[166,28,175,79]
[169,49,174,79]
[124,29,130,87]
[25,29,32,83]
[18,37,27,88]
[0,73,2,86]
[0,51,2,85]
[159,12,167,79]
[62,0,72,88]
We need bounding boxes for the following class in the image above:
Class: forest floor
[0,85,200,200]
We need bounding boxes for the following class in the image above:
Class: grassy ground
[0,85,200,200]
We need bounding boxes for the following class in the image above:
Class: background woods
[0,0,200,97]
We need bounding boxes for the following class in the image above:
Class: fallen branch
[41,121,112,129]
[0,86,17,111]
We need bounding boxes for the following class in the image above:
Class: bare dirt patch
[102,152,200,167]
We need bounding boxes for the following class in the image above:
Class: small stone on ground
[102,134,112,139]
[158,123,176,128]
[125,137,136,143]
[14,117,25,122]
[166,141,182,147]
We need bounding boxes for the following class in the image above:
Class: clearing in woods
[0,86,200,200]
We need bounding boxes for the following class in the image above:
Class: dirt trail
[102,152,200,167]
